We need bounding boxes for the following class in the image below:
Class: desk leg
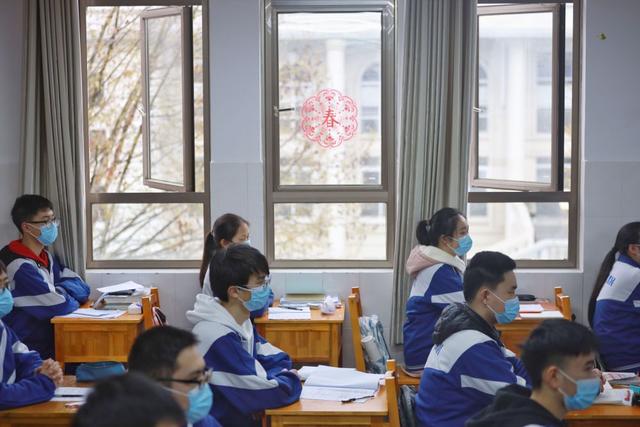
[54,325,65,371]
[329,324,341,367]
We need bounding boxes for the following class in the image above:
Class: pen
[280,305,303,311]
[341,395,375,403]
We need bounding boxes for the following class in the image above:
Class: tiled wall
[0,0,23,243]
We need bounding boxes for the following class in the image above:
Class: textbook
[300,365,383,402]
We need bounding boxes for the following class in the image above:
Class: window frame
[140,6,195,192]
[81,0,210,269]
[264,0,396,268]
[468,0,581,269]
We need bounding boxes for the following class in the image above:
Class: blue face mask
[37,222,58,246]
[0,289,14,318]
[166,383,213,424]
[451,234,473,257]
[236,277,271,312]
[487,290,520,324]
[558,369,600,410]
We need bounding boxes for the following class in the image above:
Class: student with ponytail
[589,222,640,372]
[199,214,273,317]
[402,207,472,374]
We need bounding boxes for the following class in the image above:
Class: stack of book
[92,281,150,310]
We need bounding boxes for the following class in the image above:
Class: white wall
[3,0,640,367]
[0,0,23,243]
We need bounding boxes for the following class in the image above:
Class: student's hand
[37,359,63,386]
[281,368,301,379]
[593,368,605,393]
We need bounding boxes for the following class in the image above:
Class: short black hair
[11,194,54,231]
[210,244,270,302]
[72,372,185,427]
[128,326,198,380]
[521,319,599,389]
[463,251,516,302]
[0,260,6,274]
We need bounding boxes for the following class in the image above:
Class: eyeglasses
[236,275,271,292]
[27,218,60,228]
[157,368,212,386]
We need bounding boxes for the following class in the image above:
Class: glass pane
[92,204,203,260]
[467,202,569,260]
[86,6,205,193]
[274,203,386,260]
[146,13,184,186]
[278,12,382,186]
[564,4,573,191]
[478,11,554,184]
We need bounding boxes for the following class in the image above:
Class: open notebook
[300,366,383,402]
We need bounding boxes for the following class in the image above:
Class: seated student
[588,222,640,372]
[72,372,186,427]
[403,208,470,374]
[187,245,301,427]
[0,260,63,409]
[128,325,221,427]
[467,319,601,427]
[416,251,529,427]
[199,214,273,317]
[0,195,90,359]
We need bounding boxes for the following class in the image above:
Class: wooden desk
[497,301,558,357]
[266,384,389,426]
[0,376,86,427]
[254,301,345,367]
[565,404,640,426]
[51,309,143,370]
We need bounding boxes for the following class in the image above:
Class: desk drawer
[261,323,335,362]
[54,323,142,362]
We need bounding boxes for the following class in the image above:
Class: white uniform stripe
[409,264,440,298]
[256,342,284,357]
[11,340,30,354]
[460,374,510,396]
[0,327,6,380]
[431,291,465,305]
[425,330,493,374]
[13,292,67,307]
[209,370,280,390]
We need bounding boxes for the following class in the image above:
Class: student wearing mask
[403,208,471,374]
[198,214,272,316]
[128,326,220,427]
[0,195,90,359]
[416,251,529,427]
[467,319,602,427]
[72,372,186,427]
[0,260,63,409]
[588,222,640,372]
[187,245,301,427]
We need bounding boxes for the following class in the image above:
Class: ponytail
[199,213,250,288]
[588,247,617,326]
[415,207,464,247]
[588,221,640,326]
[199,233,216,287]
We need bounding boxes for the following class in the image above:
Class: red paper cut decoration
[300,89,358,148]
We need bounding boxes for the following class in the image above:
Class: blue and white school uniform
[593,253,640,371]
[416,303,529,427]
[0,319,55,409]
[186,294,301,427]
[403,246,466,371]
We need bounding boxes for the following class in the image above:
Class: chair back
[385,359,401,427]
[142,287,162,329]
[348,286,366,372]
[554,286,573,320]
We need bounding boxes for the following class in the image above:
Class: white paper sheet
[268,307,311,320]
[519,304,544,313]
[304,366,383,391]
[519,310,564,319]
[594,387,633,406]
[300,385,376,402]
[52,387,91,402]
[97,281,144,294]
[61,309,125,319]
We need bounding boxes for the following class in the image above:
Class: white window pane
[274,203,386,260]
[92,204,203,260]
[278,12,382,186]
[467,202,569,260]
[478,11,554,184]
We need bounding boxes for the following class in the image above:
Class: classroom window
[81,1,209,268]
[265,1,395,268]
[468,1,580,268]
